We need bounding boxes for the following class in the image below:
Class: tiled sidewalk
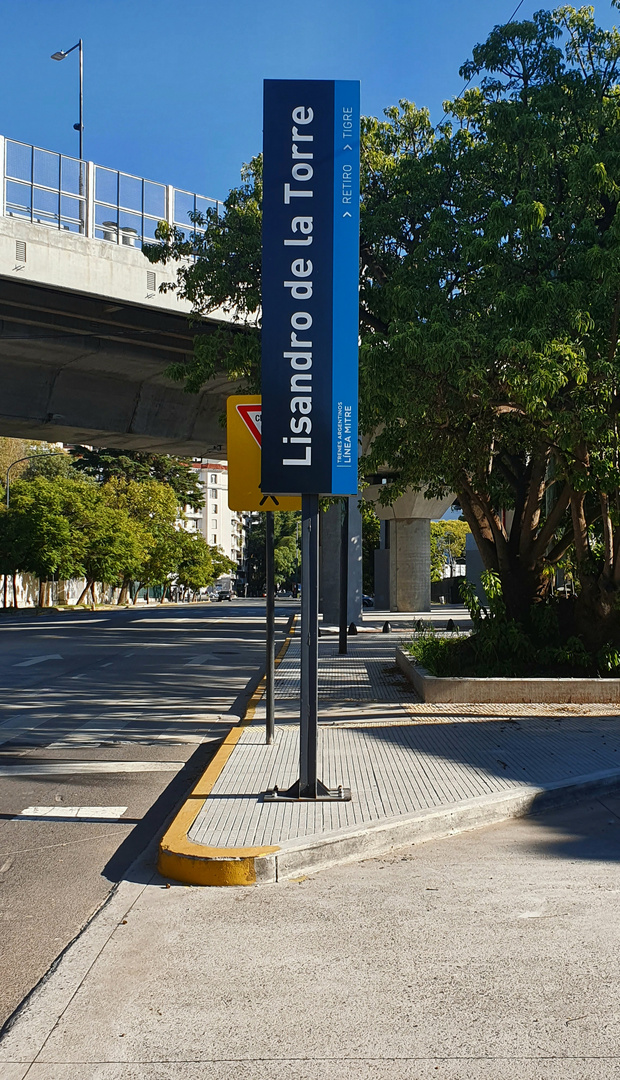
[187,633,620,851]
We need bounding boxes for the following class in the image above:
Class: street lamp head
[51,50,66,60]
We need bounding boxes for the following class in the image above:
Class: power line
[436,0,527,129]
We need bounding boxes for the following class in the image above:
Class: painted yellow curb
[157,616,297,887]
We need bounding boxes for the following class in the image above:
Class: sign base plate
[264,778,352,802]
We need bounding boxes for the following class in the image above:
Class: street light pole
[51,39,83,160]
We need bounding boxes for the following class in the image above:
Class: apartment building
[181,460,246,575]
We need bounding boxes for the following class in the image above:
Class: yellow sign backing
[227,396,301,512]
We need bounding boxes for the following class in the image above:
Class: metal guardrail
[0,135,221,248]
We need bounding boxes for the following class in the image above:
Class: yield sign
[227,395,300,512]
[236,404,262,448]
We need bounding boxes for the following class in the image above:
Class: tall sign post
[261,79,360,801]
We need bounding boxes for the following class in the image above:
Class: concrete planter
[396,645,620,704]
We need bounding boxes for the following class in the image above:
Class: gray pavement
[0,600,293,1025]
[2,798,620,1077]
[187,632,620,871]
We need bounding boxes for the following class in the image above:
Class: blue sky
[1,1,618,201]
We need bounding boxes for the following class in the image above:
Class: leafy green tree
[430,521,470,584]
[23,447,74,480]
[360,501,381,595]
[102,478,179,603]
[76,504,149,606]
[70,447,205,510]
[358,7,620,644]
[244,512,300,593]
[143,163,262,392]
[175,530,214,595]
[175,530,236,597]
[0,477,99,605]
[210,545,237,583]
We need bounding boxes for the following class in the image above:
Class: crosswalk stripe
[0,761,183,776]
[0,715,60,746]
[13,655,63,668]
[15,806,128,820]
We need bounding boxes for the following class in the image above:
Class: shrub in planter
[406,572,620,678]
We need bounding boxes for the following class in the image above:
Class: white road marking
[0,761,183,776]
[184,655,210,666]
[15,806,128,820]
[156,733,204,743]
[0,715,60,746]
[46,714,132,748]
[100,662,113,668]
[13,654,63,668]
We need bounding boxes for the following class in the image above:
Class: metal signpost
[261,79,360,802]
[338,498,349,655]
[226,395,300,744]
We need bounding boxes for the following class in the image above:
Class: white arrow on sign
[343,212,352,218]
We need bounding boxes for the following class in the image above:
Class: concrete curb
[396,644,620,703]
[162,751,620,887]
[157,615,297,887]
[263,767,620,882]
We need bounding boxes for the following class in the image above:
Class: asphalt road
[0,599,295,1027]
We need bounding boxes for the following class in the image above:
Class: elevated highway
[0,135,239,455]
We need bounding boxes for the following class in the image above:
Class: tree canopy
[244,512,300,593]
[0,473,229,607]
[69,447,205,510]
[430,521,470,584]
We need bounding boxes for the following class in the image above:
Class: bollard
[382,621,391,633]
[446,618,455,632]
[348,622,358,635]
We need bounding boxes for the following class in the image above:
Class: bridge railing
[0,135,222,249]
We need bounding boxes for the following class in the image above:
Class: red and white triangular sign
[236,404,262,448]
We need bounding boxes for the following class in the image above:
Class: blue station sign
[261,79,360,496]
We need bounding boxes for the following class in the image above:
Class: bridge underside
[0,279,238,457]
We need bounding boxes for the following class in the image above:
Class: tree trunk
[2,575,7,609]
[118,577,131,605]
[12,573,18,608]
[457,475,568,625]
[76,579,93,606]
[132,584,143,605]
[573,573,619,650]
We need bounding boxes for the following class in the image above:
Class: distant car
[216,589,233,602]
[362,595,374,608]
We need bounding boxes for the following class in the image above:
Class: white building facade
[180,460,246,580]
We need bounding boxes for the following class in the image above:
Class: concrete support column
[389,517,431,612]
[319,498,362,625]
